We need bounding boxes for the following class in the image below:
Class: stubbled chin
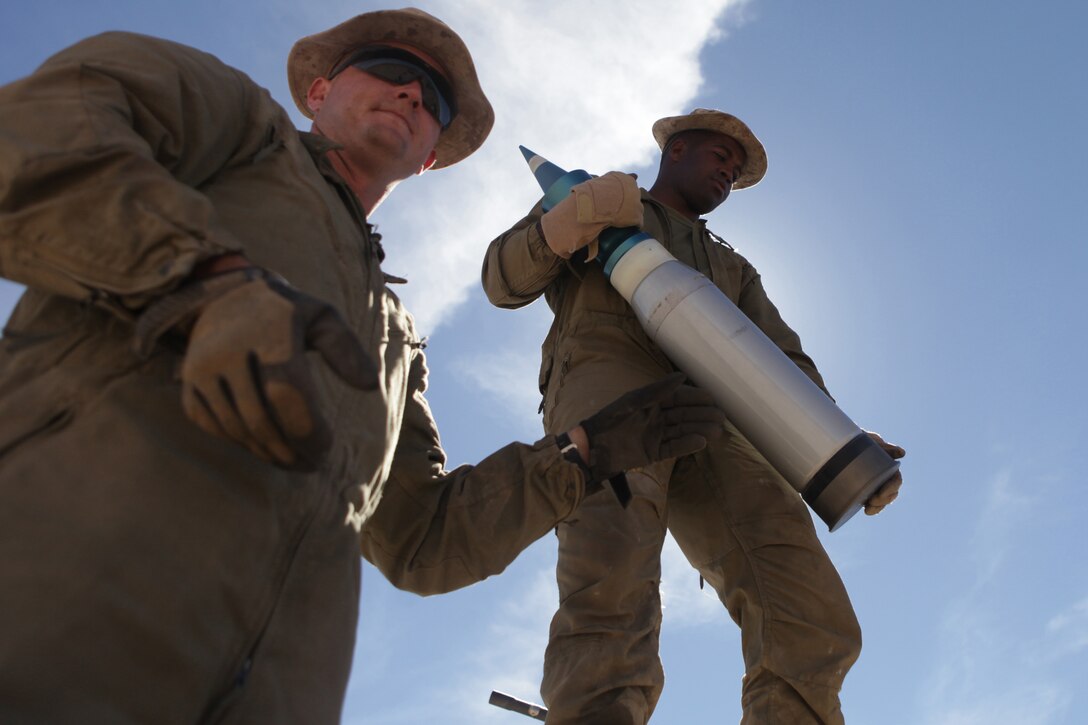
[373,109,413,136]
[709,187,730,209]
[361,124,410,157]
[692,196,726,216]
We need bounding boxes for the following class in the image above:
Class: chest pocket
[541,306,675,433]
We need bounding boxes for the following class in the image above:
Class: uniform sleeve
[0,31,277,311]
[480,200,566,309]
[738,264,833,399]
[359,346,585,595]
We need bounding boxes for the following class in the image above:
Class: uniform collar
[297,131,386,262]
[642,189,707,231]
[298,131,345,178]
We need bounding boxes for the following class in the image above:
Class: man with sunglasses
[483,109,906,723]
[0,9,726,723]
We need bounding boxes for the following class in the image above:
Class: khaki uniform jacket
[0,32,583,724]
[482,193,830,434]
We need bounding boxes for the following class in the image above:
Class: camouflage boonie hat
[652,108,767,189]
[288,8,494,169]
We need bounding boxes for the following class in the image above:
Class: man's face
[669,131,748,216]
[306,42,444,178]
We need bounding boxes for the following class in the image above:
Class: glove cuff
[555,431,592,476]
[132,266,282,357]
[556,432,631,508]
[573,171,642,226]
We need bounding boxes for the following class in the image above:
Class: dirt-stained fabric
[482,193,861,723]
[0,32,585,724]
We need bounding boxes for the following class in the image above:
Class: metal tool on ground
[489,690,548,721]
[520,146,899,531]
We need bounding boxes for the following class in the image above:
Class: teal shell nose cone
[519,145,591,212]
[519,146,643,270]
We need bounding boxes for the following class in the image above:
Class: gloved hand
[135,268,378,470]
[540,171,643,259]
[578,372,725,483]
[863,431,905,515]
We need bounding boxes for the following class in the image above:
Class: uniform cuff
[555,431,591,477]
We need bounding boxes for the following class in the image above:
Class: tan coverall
[483,194,862,724]
[0,32,587,724]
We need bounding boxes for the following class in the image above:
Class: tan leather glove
[540,171,643,259]
[863,431,906,515]
[135,269,377,471]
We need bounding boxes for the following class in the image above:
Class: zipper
[199,485,329,723]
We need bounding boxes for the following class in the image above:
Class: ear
[306,77,332,116]
[416,148,438,175]
[667,136,688,162]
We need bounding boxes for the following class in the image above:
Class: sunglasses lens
[352,58,455,129]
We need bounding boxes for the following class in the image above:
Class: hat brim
[652,110,767,189]
[288,9,493,169]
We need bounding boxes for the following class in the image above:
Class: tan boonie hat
[288,7,494,169]
[652,108,767,189]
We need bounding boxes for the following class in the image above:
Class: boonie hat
[652,108,767,189]
[288,8,494,169]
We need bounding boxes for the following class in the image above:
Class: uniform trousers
[541,422,862,724]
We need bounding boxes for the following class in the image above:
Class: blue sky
[2,1,1086,723]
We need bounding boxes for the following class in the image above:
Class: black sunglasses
[329,46,457,130]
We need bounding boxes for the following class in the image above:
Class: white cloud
[451,346,545,436]
[373,0,750,333]
[0,0,753,333]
